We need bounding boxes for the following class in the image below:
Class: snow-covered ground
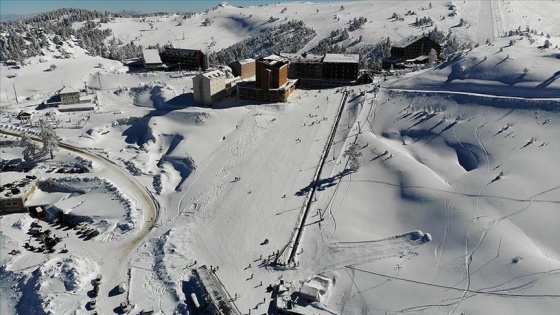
[1,1,560,315]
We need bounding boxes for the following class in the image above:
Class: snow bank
[9,255,98,315]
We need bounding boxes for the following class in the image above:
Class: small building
[299,283,321,302]
[160,47,207,70]
[59,86,81,105]
[228,58,256,79]
[193,69,226,106]
[390,36,441,61]
[237,55,297,103]
[322,53,360,81]
[1,174,37,213]
[17,111,33,123]
[142,49,163,70]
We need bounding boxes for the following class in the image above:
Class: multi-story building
[59,87,81,105]
[280,52,359,87]
[280,53,324,80]
[192,69,226,106]
[160,48,208,70]
[237,55,297,103]
[228,58,256,79]
[0,174,37,213]
[322,54,360,81]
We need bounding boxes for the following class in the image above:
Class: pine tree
[38,119,59,159]
[427,48,438,67]
[20,131,39,162]
[343,143,362,172]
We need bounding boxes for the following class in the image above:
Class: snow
[58,87,80,95]
[1,1,560,315]
[142,48,162,64]
[322,53,359,63]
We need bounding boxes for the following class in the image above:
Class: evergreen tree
[20,131,39,162]
[38,119,59,159]
[343,143,362,172]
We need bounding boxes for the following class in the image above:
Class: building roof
[232,58,255,65]
[392,35,435,48]
[258,54,289,67]
[0,173,37,200]
[280,52,324,63]
[382,56,403,63]
[300,283,321,299]
[323,53,359,63]
[200,69,225,79]
[161,47,202,57]
[59,86,80,95]
[142,49,162,64]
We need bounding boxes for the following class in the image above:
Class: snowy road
[476,0,496,43]
[0,128,158,314]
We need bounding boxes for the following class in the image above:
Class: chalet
[383,35,441,69]
[160,48,208,70]
[228,58,256,79]
[142,49,163,70]
[390,36,441,59]
[0,174,37,213]
[237,55,297,103]
[59,86,81,105]
[192,69,226,106]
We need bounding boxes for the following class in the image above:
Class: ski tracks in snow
[449,122,492,314]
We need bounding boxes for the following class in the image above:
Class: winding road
[0,128,158,314]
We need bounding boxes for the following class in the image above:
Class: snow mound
[161,111,214,126]
[40,256,98,292]
[11,255,98,314]
[129,81,178,108]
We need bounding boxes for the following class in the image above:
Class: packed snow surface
[1,1,560,314]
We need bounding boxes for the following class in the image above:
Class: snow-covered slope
[388,35,560,98]
[1,1,560,315]
[103,1,560,53]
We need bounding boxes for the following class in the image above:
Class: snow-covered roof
[0,173,37,200]
[59,86,80,95]
[300,283,321,300]
[201,69,225,79]
[392,35,431,48]
[323,53,359,63]
[236,58,255,65]
[142,49,162,64]
[280,53,323,63]
[259,54,289,67]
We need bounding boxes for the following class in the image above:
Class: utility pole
[12,83,18,104]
